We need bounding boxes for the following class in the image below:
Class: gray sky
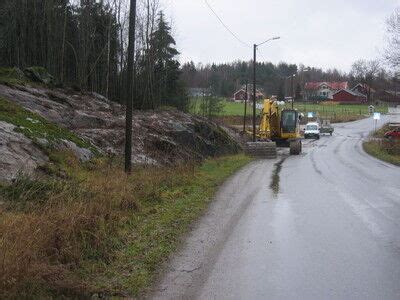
[162,0,399,72]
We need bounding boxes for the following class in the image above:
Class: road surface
[151,115,400,300]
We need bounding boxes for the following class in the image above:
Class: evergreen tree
[148,11,187,109]
[295,83,302,101]
[277,84,285,101]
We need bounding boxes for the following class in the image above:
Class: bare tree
[385,8,400,69]
[350,59,381,102]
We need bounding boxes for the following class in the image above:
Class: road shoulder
[148,160,275,299]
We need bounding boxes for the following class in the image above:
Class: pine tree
[277,84,285,101]
[295,83,302,101]
[148,11,186,109]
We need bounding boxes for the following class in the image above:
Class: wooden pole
[253,44,257,142]
[125,0,137,174]
[243,81,248,133]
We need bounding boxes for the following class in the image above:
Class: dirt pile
[0,83,240,181]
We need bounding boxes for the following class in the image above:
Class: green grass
[0,154,252,298]
[190,98,388,118]
[0,97,96,153]
[190,97,255,117]
[363,140,400,166]
[286,102,388,118]
[363,123,400,166]
[222,101,253,116]
[86,154,252,296]
[0,68,29,85]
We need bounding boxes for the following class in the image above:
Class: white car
[304,122,320,139]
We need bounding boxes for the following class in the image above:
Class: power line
[203,0,251,48]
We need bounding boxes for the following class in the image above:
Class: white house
[304,82,349,101]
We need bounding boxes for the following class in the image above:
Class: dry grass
[330,114,366,123]
[363,139,400,166]
[0,153,251,298]
[0,161,136,296]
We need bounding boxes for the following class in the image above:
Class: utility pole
[291,75,294,109]
[253,44,257,142]
[243,81,248,133]
[125,0,137,174]
[251,37,280,142]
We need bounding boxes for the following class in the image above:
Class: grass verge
[0,154,251,298]
[363,123,400,166]
[363,140,400,166]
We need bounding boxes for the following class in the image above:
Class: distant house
[233,89,249,102]
[351,83,375,101]
[304,82,349,101]
[352,83,375,95]
[233,85,264,102]
[332,89,367,104]
[375,90,400,105]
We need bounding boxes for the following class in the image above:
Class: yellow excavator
[245,99,302,158]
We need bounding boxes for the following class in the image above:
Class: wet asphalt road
[152,115,400,300]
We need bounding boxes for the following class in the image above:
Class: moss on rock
[0,97,97,154]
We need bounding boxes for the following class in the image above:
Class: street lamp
[288,73,296,109]
[286,68,311,109]
[252,36,280,142]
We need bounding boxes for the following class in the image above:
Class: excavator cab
[280,109,302,155]
[281,110,299,135]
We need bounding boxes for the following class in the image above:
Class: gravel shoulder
[149,160,276,299]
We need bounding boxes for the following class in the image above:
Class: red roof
[305,82,348,90]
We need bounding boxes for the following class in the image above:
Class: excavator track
[245,142,277,159]
[289,140,302,155]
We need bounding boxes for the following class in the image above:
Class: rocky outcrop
[0,121,48,182]
[0,83,241,180]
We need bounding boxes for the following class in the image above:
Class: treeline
[181,60,396,99]
[0,0,188,110]
[181,61,353,98]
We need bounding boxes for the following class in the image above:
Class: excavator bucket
[245,142,277,159]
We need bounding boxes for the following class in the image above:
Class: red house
[332,89,367,104]
[233,86,264,102]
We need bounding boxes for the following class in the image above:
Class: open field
[286,102,388,119]
[190,97,255,117]
[190,97,388,119]
[0,154,251,298]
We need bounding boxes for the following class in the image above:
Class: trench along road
[151,115,400,300]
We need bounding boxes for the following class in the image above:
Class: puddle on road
[270,157,288,196]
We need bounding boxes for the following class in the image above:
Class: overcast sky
[161,0,400,72]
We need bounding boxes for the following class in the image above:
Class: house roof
[234,88,264,97]
[351,83,376,93]
[234,89,246,96]
[305,82,348,90]
[332,89,366,97]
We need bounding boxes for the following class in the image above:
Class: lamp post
[252,36,280,142]
[286,68,310,110]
